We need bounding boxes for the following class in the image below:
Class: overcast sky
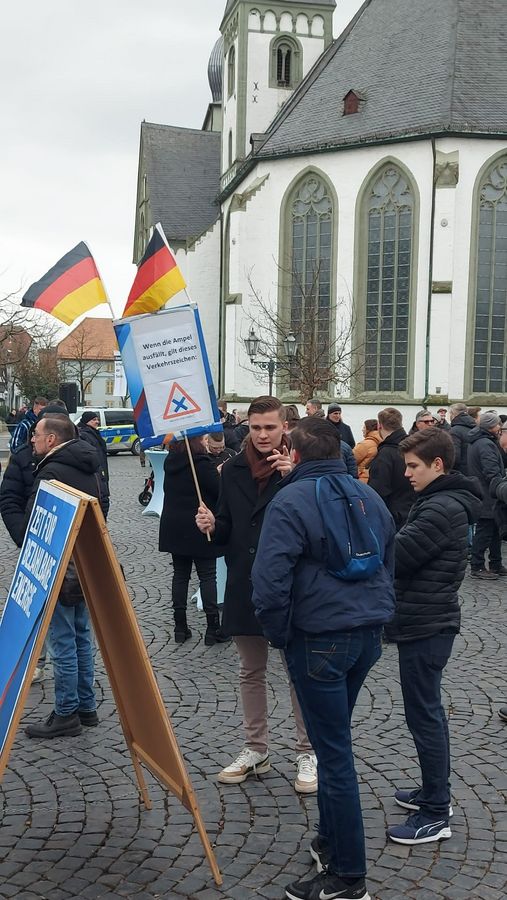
[1,0,363,324]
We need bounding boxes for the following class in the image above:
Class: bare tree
[243,266,366,402]
[0,293,62,405]
[58,328,105,401]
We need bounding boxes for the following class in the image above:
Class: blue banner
[0,483,81,755]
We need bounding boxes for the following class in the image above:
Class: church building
[133,0,507,421]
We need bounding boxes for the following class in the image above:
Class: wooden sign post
[0,480,222,886]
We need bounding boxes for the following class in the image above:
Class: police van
[73,408,140,456]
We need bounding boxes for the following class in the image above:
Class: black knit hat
[80,410,100,425]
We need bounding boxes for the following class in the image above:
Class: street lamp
[244,327,298,395]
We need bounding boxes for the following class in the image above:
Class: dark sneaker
[78,709,99,727]
[285,872,370,900]
[470,569,499,580]
[310,834,331,873]
[498,707,507,722]
[388,812,451,845]
[394,787,453,817]
[25,711,82,739]
[490,565,507,576]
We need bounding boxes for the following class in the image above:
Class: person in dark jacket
[9,396,48,451]
[368,407,416,530]
[326,402,355,448]
[206,431,236,469]
[386,428,481,847]
[24,414,106,740]
[159,436,228,645]
[251,417,395,900]
[435,408,451,431]
[449,403,476,474]
[467,412,505,579]
[196,396,316,794]
[77,411,110,516]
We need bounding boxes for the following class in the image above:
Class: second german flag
[122,224,186,318]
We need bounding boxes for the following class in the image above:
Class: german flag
[122,224,186,318]
[21,243,107,325]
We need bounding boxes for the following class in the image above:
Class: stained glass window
[363,166,414,393]
[472,158,507,393]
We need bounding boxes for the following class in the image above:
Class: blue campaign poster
[0,482,82,758]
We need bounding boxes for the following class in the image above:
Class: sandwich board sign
[0,480,221,886]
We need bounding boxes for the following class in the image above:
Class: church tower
[220,0,335,182]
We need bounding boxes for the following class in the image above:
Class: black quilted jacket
[388,472,482,642]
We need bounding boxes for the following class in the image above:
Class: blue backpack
[314,474,382,581]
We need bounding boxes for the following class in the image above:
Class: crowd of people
[1,393,506,900]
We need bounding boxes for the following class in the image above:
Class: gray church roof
[208,36,224,103]
[141,123,220,242]
[255,0,507,160]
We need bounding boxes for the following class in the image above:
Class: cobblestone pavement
[0,455,506,900]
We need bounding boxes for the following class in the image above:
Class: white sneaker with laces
[31,667,46,684]
[217,747,270,784]
[295,753,318,794]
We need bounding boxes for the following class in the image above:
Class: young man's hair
[307,398,322,410]
[208,431,225,444]
[449,402,467,419]
[247,395,286,421]
[377,407,402,432]
[467,405,481,420]
[291,417,341,461]
[399,427,455,472]
[364,419,378,434]
[40,414,76,444]
[217,398,227,411]
[33,396,48,407]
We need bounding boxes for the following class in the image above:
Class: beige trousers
[234,635,312,755]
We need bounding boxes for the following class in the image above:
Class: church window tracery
[227,45,235,98]
[270,35,302,89]
[362,165,415,393]
[472,156,507,393]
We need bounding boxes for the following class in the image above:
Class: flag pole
[184,434,211,543]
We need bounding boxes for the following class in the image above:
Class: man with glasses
[412,410,436,432]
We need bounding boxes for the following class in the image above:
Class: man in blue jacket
[251,417,396,900]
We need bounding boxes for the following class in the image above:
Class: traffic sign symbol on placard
[163,382,201,420]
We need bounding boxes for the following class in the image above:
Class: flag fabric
[122,224,186,318]
[21,242,107,325]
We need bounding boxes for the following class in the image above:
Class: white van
[73,408,140,456]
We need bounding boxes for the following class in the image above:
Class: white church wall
[222,37,239,172]
[186,223,221,382]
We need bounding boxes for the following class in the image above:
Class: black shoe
[79,709,99,727]
[174,626,192,643]
[490,565,507,576]
[470,568,499,580]
[499,707,507,722]
[310,835,331,873]
[25,711,82,739]
[285,871,370,900]
[205,614,231,646]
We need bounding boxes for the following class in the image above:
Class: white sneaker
[217,748,270,784]
[31,667,46,684]
[295,753,318,794]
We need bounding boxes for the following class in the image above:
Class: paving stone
[0,455,504,899]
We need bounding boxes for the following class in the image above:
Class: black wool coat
[326,416,356,449]
[26,440,106,524]
[450,413,476,474]
[158,451,221,559]
[368,429,416,530]
[389,472,482,643]
[213,450,284,636]
[78,424,109,481]
[0,444,36,547]
[467,427,505,518]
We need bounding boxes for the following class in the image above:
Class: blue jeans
[284,626,383,878]
[398,633,455,819]
[48,601,96,717]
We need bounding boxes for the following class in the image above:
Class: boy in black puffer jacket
[387,428,482,847]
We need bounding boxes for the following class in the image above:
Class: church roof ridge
[254,0,507,161]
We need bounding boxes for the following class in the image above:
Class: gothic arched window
[361,165,415,393]
[285,173,334,387]
[471,156,507,393]
[227,45,235,98]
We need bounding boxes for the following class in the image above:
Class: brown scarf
[244,433,290,494]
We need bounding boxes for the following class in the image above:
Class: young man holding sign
[196,397,317,793]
